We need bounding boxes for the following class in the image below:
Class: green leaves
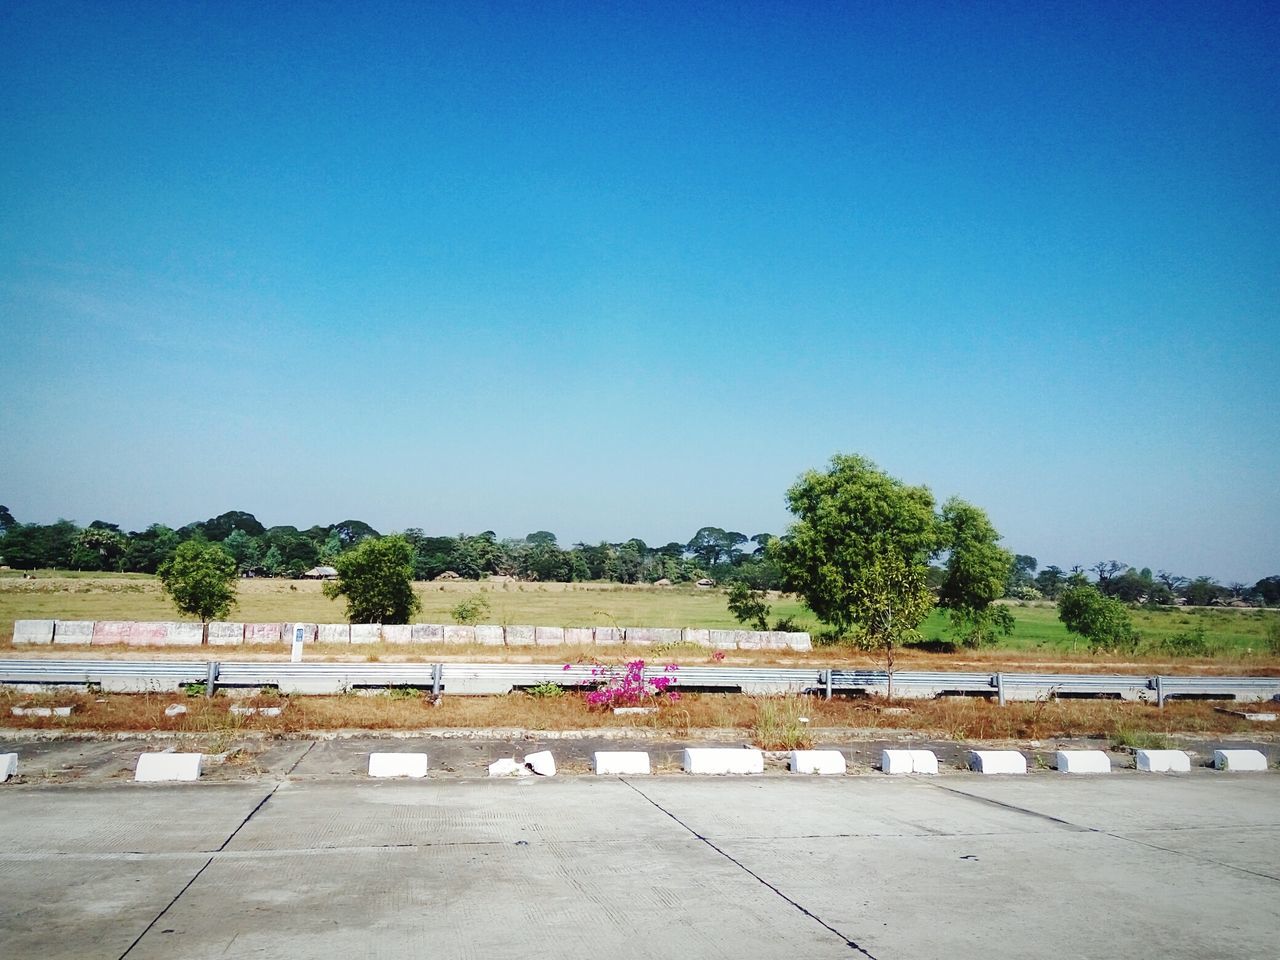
[1058,583,1139,652]
[323,535,420,624]
[157,541,238,622]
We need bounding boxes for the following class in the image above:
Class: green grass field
[2,570,1277,661]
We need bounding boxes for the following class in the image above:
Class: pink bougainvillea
[564,659,679,708]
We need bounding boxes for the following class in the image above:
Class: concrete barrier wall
[25,621,813,651]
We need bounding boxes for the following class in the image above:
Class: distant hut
[653,578,673,587]
[695,578,715,589]
[434,570,462,581]
[302,565,338,580]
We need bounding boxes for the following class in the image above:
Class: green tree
[323,535,420,624]
[771,454,940,639]
[157,541,238,628]
[727,580,771,631]
[1057,583,1138,652]
[938,498,1015,648]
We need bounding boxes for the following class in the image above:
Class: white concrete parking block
[1057,750,1112,774]
[881,750,915,774]
[0,753,17,782]
[1213,749,1268,772]
[682,748,765,775]
[970,750,1028,775]
[12,620,55,644]
[368,753,429,778]
[909,749,940,774]
[1135,749,1191,773]
[592,751,651,776]
[135,753,202,782]
[790,750,846,775]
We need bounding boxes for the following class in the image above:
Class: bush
[451,596,491,625]
[157,541,238,622]
[1058,584,1138,652]
[1162,625,1212,657]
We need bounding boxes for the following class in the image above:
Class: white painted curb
[789,750,846,775]
[1056,750,1111,774]
[368,753,429,778]
[1213,749,1267,772]
[1135,749,1191,773]
[0,753,17,783]
[135,753,202,782]
[969,750,1027,775]
[593,751,651,776]
[682,748,764,775]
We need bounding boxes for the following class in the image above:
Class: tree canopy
[323,535,420,624]
[157,541,238,622]
[772,454,940,640]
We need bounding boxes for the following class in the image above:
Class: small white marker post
[290,624,305,663]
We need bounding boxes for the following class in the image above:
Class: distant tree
[329,520,380,548]
[1157,570,1188,594]
[0,520,79,569]
[198,511,265,541]
[1183,576,1225,607]
[1058,583,1138,652]
[1033,565,1066,599]
[1090,561,1127,593]
[222,529,262,574]
[0,505,15,533]
[772,454,939,641]
[525,531,557,546]
[749,533,775,556]
[937,498,1015,648]
[1004,554,1037,597]
[260,546,285,577]
[122,524,180,573]
[1252,576,1280,606]
[727,581,771,631]
[74,525,126,571]
[157,541,238,627]
[687,527,740,568]
[323,534,420,624]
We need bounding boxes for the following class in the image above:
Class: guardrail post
[432,664,442,698]
[996,672,1006,707]
[824,669,832,701]
[205,661,219,698]
[1155,675,1165,708]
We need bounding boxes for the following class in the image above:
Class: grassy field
[1,571,1278,670]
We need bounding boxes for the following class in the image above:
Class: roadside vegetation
[0,686,1268,744]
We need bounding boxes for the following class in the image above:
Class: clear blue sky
[1,1,1276,583]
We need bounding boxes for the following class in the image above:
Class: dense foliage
[0,501,1273,608]
[322,535,420,624]
[156,541,238,622]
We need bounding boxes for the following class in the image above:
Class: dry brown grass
[2,685,1272,743]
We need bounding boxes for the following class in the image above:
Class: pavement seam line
[620,778,879,959]
[116,747,316,958]
[116,856,214,960]
[1101,832,1280,884]
[924,782,1093,831]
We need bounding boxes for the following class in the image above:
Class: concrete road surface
[2,774,1277,960]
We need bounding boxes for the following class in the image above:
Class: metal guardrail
[1,659,1278,703]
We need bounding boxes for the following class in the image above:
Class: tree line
[0,505,780,587]
[0,502,1274,609]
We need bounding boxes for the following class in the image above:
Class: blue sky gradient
[1,1,1276,582]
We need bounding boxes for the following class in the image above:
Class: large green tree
[938,498,1015,648]
[323,535,420,624]
[157,541,238,624]
[1057,583,1138,652]
[772,454,940,640]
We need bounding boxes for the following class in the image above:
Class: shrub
[1162,625,1212,657]
[753,695,814,750]
[450,596,491,625]
[566,659,679,708]
[527,681,565,699]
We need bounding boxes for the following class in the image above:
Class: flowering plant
[564,658,680,708]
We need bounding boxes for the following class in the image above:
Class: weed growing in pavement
[753,695,815,750]
[527,681,566,699]
[1112,728,1171,750]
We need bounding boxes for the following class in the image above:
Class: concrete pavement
[2,772,1278,959]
